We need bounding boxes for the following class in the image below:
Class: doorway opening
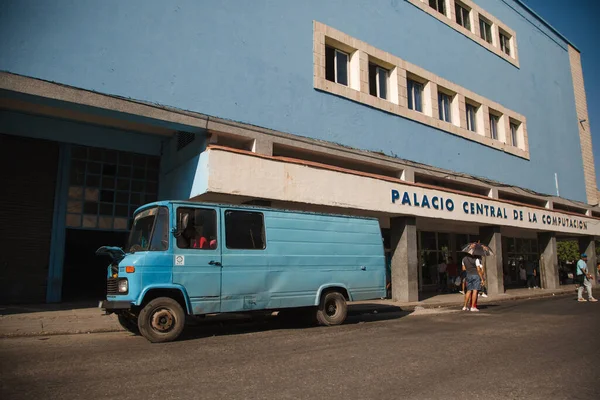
[61,229,129,302]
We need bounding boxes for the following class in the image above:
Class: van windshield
[126,206,169,253]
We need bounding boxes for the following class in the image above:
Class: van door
[172,206,222,314]
[220,208,268,312]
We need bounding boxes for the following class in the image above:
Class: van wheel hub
[326,301,338,316]
[151,309,175,332]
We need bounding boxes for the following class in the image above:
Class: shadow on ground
[0,301,99,315]
[149,303,410,343]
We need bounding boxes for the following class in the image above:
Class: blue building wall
[158,132,209,200]
[0,0,586,201]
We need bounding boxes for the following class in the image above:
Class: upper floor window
[479,17,493,44]
[500,32,511,56]
[429,0,446,16]
[438,92,452,123]
[325,46,349,86]
[455,2,471,31]
[489,114,499,140]
[466,103,478,132]
[407,79,424,112]
[510,122,519,147]
[369,63,388,100]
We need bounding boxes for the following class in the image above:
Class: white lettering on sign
[391,189,590,232]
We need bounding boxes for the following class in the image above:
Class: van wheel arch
[140,288,190,315]
[319,286,350,302]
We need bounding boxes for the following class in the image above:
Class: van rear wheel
[138,297,185,343]
[316,291,347,326]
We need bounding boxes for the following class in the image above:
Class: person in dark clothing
[525,260,538,289]
[462,254,484,312]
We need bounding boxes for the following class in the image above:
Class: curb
[349,289,575,315]
[0,327,125,339]
[0,290,577,339]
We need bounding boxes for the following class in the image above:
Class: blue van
[98,201,386,342]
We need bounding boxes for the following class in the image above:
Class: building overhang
[0,72,208,137]
[193,147,600,236]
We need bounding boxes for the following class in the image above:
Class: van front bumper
[99,300,132,313]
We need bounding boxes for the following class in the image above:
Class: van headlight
[118,279,129,294]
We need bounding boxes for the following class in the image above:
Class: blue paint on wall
[46,143,70,303]
[0,0,587,201]
[158,132,208,200]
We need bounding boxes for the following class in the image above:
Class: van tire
[316,291,347,326]
[117,314,139,334]
[138,297,185,343]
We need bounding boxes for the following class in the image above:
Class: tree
[557,240,579,265]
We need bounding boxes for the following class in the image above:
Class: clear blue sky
[521,0,600,187]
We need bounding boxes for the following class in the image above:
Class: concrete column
[538,232,560,290]
[480,226,504,295]
[578,237,597,287]
[252,138,273,156]
[400,168,415,183]
[390,216,418,302]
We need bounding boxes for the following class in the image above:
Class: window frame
[499,31,511,56]
[224,210,267,250]
[126,206,170,253]
[407,78,424,113]
[428,0,446,16]
[455,1,471,31]
[466,103,478,132]
[176,207,218,250]
[325,46,350,86]
[510,122,519,147]
[489,113,500,140]
[438,91,452,123]
[479,17,493,44]
[369,63,389,100]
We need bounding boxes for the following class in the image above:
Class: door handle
[209,260,222,266]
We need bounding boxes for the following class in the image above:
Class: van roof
[136,200,380,222]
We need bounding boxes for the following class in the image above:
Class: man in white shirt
[576,254,597,302]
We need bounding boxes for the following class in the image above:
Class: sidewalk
[0,285,579,338]
[350,285,579,314]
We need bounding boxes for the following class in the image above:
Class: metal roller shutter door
[0,134,58,304]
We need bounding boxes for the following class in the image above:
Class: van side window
[176,208,218,250]
[225,211,266,250]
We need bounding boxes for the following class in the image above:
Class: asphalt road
[1,296,599,400]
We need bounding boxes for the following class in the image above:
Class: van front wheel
[138,297,185,343]
[117,313,139,334]
[316,291,347,326]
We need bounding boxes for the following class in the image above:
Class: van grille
[107,278,119,295]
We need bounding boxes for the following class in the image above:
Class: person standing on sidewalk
[576,254,597,302]
[526,260,537,289]
[437,257,448,293]
[446,256,459,293]
[462,254,484,312]
[519,263,527,287]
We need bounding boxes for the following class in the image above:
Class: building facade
[0,0,598,303]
